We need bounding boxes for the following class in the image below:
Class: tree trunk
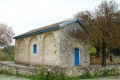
[102,41,107,66]
[95,47,101,57]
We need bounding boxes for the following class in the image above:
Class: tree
[75,11,102,57]
[0,23,14,47]
[2,46,15,61]
[75,0,120,66]
[95,0,120,66]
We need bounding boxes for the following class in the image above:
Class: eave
[14,26,60,39]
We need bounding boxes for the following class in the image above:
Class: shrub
[77,71,93,79]
[0,46,15,61]
[30,67,72,80]
[108,48,120,56]
[0,49,5,60]
[2,46,15,55]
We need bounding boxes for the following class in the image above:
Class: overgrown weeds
[0,66,120,80]
[76,68,119,79]
[30,66,72,80]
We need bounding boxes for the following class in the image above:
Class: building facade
[14,18,90,67]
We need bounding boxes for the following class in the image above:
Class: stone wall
[112,56,120,64]
[29,36,41,65]
[0,62,38,76]
[15,30,60,66]
[15,21,90,67]
[59,22,90,67]
[15,39,29,64]
[0,62,120,77]
[66,65,120,76]
[43,32,59,66]
[91,55,120,65]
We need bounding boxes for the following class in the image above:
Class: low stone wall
[66,65,120,76]
[111,56,120,64]
[0,61,120,77]
[91,55,120,65]
[0,61,38,76]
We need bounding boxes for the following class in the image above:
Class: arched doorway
[74,48,80,66]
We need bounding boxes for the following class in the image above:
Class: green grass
[30,74,72,80]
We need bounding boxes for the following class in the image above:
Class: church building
[14,18,90,67]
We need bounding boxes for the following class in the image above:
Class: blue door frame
[74,48,80,66]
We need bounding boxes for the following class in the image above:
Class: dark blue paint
[74,48,80,66]
[33,44,37,54]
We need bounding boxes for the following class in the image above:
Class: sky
[0,0,120,37]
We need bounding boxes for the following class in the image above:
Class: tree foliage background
[0,46,15,61]
[75,0,120,66]
[0,23,14,47]
[0,23,15,61]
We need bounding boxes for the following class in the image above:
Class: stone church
[14,18,90,67]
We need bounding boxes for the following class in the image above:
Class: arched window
[33,44,37,54]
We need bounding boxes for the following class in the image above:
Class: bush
[30,67,72,80]
[2,46,15,55]
[0,49,5,60]
[77,71,93,79]
[0,46,15,61]
[109,48,120,56]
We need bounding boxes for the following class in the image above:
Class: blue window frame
[33,44,37,54]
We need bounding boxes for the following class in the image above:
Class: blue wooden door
[74,48,80,66]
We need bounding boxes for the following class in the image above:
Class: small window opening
[33,44,37,54]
